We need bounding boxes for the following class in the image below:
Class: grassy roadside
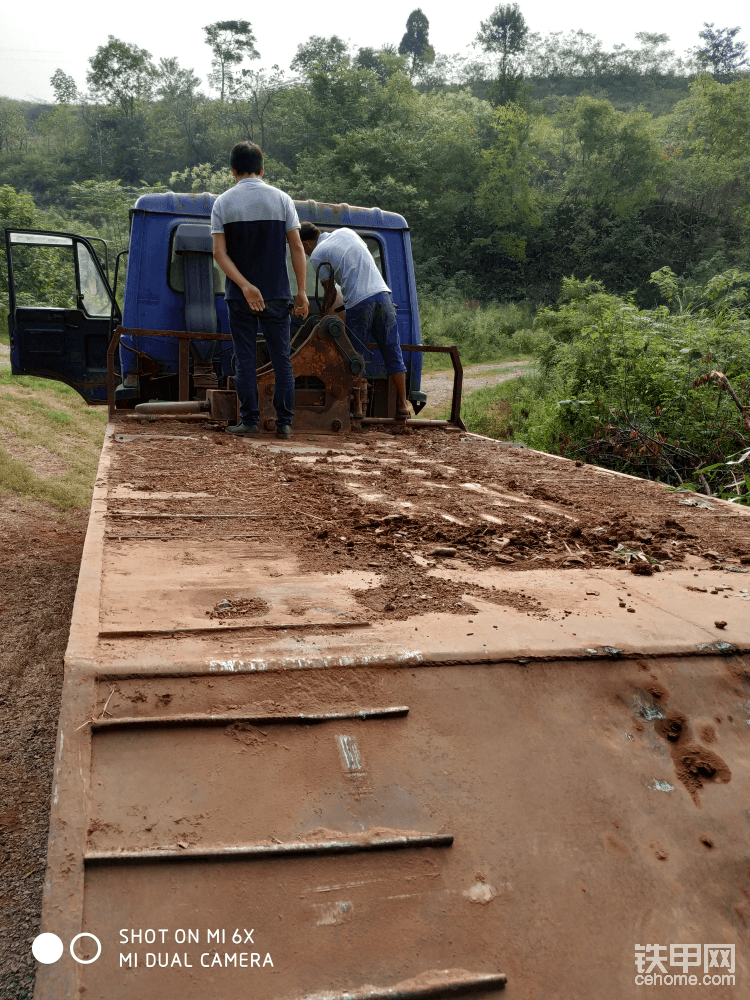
[419,298,548,370]
[0,351,106,509]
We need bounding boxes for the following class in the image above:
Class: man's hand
[293,291,309,318]
[242,283,265,312]
[213,233,265,311]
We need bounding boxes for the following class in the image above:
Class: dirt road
[420,360,532,411]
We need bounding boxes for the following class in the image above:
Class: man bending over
[300,223,410,420]
[212,141,308,439]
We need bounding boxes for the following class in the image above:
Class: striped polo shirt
[210,177,300,301]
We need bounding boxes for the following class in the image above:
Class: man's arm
[286,229,309,319]
[212,233,265,312]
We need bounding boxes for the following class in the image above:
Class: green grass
[0,360,106,508]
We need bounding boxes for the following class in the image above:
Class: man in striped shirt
[212,141,308,438]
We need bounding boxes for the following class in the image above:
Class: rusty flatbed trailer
[36,423,750,999]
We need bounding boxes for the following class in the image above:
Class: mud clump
[655,713,687,742]
[675,746,731,801]
[208,597,270,620]
[654,712,731,802]
[698,723,716,744]
[646,680,669,701]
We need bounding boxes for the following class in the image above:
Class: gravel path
[420,360,532,409]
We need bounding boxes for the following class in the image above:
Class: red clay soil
[108,423,750,626]
[0,497,86,997]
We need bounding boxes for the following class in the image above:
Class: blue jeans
[346,292,406,376]
[227,298,294,427]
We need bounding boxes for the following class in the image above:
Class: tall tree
[235,65,286,149]
[477,3,529,103]
[86,37,156,117]
[156,57,201,103]
[398,10,436,75]
[290,36,349,77]
[695,23,748,79]
[204,21,260,101]
[50,69,78,104]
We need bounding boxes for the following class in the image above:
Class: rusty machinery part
[109,327,464,431]
[191,359,219,392]
[256,314,368,435]
[133,390,237,422]
[116,337,162,377]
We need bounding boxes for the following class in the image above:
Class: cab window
[286,232,385,297]
[10,235,77,310]
[168,231,226,295]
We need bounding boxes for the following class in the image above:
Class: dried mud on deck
[107,423,750,625]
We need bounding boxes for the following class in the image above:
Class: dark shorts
[345,292,406,376]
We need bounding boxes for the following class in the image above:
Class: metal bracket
[366,342,466,430]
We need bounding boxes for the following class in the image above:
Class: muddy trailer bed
[36,423,750,998]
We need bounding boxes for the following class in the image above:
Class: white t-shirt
[309,228,390,310]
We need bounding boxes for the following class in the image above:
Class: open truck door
[4,229,120,403]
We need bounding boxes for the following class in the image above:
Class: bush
[482,273,750,501]
[418,295,548,368]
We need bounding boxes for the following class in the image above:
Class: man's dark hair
[300,222,321,242]
[230,141,264,175]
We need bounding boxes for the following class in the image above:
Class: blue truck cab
[5,192,424,417]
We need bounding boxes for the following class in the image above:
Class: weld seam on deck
[86,641,750,679]
[107,512,263,519]
[105,533,263,540]
[85,833,454,863]
[304,972,507,1000]
[98,620,372,638]
[91,706,409,729]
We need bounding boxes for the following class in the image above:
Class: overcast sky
[1,0,747,102]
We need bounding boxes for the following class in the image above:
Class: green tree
[555,97,666,217]
[476,103,545,260]
[0,185,38,318]
[354,46,408,84]
[204,20,260,101]
[476,3,529,103]
[87,37,156,117]
[290,36,349,77]
[695,23,748,79]
[0,102,28,154]
[50,68,78,104]
[36,104,79,153]
[156,57,201,103]
[398,10,436,76]
[233,65,286,149]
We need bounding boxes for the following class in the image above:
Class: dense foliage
[1,12,748,308]
[466,272,750,501]
[1,12,749,499]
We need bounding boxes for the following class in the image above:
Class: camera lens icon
[32,933,101,965]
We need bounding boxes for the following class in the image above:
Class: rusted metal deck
[35,424,750,999]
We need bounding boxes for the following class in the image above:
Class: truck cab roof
[133,192,409,231]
